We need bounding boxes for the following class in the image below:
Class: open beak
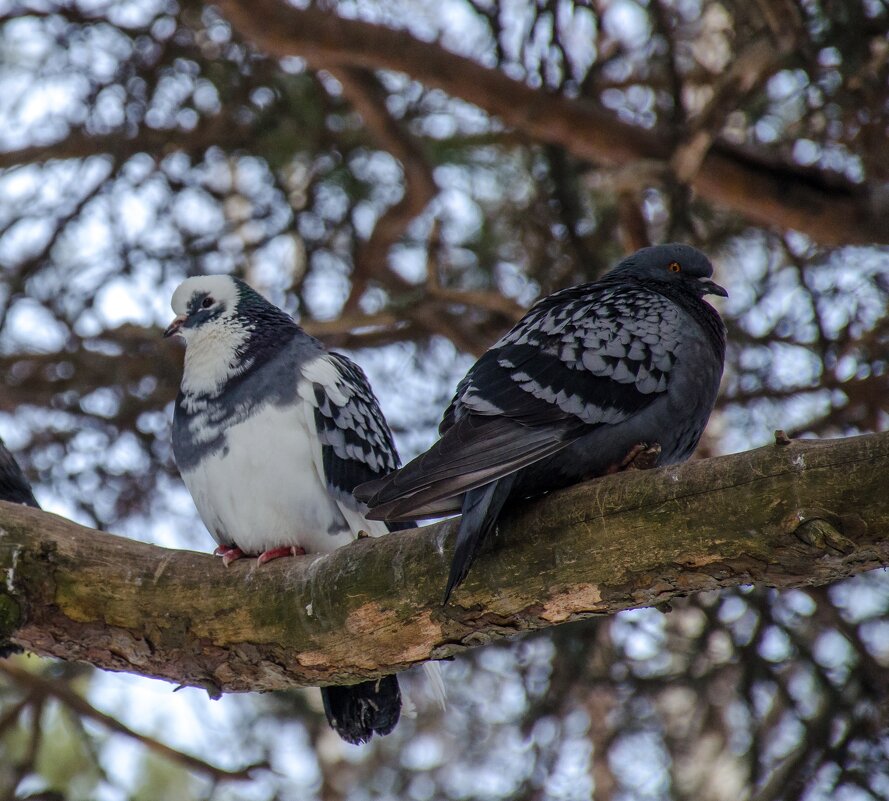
[164,315,186,338]
[699,278,728,298]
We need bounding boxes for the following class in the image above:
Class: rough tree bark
[0,432,887,696]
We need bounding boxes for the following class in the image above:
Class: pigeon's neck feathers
[180,289,307,399]
[586,248,727,362]
[181,319,252,397]
[635,275,727,362]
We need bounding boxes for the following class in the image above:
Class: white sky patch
[434,184,484,242]
[302,255,351,320]
[400,731,446,770]
[352,337,474,460]
[435,1,496,60]
[546,733,594,800]
[0,217,53,267]
[602,0,651,50]
[96,280,149,326]
[115,191,156,242]
[496,261,539,306]
[92,672,292,799]
[3,299,67,351]
[92,267,187,331]
[558,4,597,83]
[388,242,428,283]
[0,164,42,203]
[610,730,670,796]
[37,494,96,528]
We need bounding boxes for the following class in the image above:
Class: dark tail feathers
[321,676,401,745]
[0,441,38,508]
[443,475,516,604]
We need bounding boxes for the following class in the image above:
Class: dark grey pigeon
[0,439,38,508]
[166,275,444,745]
[355,244,727,603]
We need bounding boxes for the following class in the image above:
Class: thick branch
[1,432,887,694]
[0,117,251,170]
[0,326,182,415]
[214,0,883,246]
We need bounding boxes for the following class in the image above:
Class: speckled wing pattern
[308,352,402,499]
[358,281,682,518]
[451,282,681,428]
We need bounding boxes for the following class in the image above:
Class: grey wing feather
[360,414,577,521]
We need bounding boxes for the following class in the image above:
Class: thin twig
[0,662,264,782]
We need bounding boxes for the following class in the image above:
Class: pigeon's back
[509,278,725,497]
[365,272,724,519]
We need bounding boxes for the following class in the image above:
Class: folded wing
[356,283,680,519]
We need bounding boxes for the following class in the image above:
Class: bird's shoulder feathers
[298,352,401,498]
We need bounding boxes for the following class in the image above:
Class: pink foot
[213,544,246,566]
[257,545,307,565]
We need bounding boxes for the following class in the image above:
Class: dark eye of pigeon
[668,261,681,273]
[201,296,214,309]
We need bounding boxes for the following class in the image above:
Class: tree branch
[0,662,263,781]
[214,0,884,247]
[1,432,887,695]
[0,117,252,170]
[329,67,438,313]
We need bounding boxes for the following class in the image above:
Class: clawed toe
[256,545,307,565]
[214,544,246,566]
[213,543,307,566]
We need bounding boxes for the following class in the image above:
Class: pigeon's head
[166,275,295,394]
[165,275,260,342]
[612,244,728,299]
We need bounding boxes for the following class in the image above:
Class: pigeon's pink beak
[164,315,187,338]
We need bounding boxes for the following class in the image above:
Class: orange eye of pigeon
[668,262,681,273]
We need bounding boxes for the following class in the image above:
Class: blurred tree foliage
[0,1,887,799]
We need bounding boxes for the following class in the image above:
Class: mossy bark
[0,432,887,694]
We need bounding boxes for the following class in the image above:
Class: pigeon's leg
[607,442,662,474]
[625,442,661,470]
[256,545,307,565]
[214,544,247,566]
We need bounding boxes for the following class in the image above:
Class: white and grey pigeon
[166,274,430,744]
[355,244,728,603]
